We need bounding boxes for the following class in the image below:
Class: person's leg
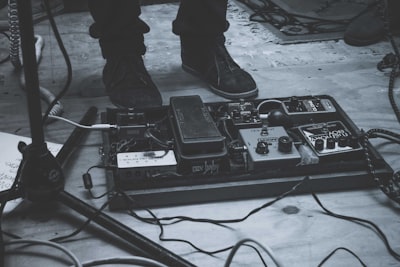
[172,0,258,100]
[344,0,400,46]
[172,0,230,36]
[88,0,162,108]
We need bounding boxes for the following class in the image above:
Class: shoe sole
[182,64,258,100]
[343,35,384,46]
[344,28,400,47]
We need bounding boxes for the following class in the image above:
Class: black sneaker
[102,55,162,108]
[344,1,400,46]
[181,36,258,99]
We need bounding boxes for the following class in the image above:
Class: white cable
[4,239,82,267]
[256,99,283,111]
[48,115,116,130]
[48,115,155,131]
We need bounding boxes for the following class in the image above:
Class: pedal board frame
[101,95,393,209]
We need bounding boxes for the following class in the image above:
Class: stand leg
[58,191,195,267]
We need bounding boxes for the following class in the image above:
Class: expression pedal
[239,126,301,170]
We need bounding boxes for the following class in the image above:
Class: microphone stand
[0,1,195,266]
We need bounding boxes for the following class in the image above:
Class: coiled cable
[363,130,400,204]
[8,0,21,69]
[8,0,64,121]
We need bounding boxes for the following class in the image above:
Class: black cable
[41,0,72,125]
[83,165,115,199]
[118,177,306,256]
[88,189,111,200]
[119,190,244,255]
[310,189,400,262]
[224,238,282,267]
[85,165,108,174]
[151,208,233,255]
[140,203,271,259]
[49,195,113,243]
[243,244,269,267]
[118,190,229,229]
[121,176,307,228]
[121,192,278,263]
[318,247,367,267]
[164,176,306,224]
[240,0,367,34]
[367,128,400,144]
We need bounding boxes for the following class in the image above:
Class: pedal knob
[256,141,269,154]
[350,135,359,148]
[278,136,292,153]
[315,139,324,151]
[338,136,348,147]
[326,137,336,149]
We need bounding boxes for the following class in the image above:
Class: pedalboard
[101,95,393,209]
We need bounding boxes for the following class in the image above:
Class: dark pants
[87,0,229,58]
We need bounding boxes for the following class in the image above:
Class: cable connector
[91,124,118,130]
